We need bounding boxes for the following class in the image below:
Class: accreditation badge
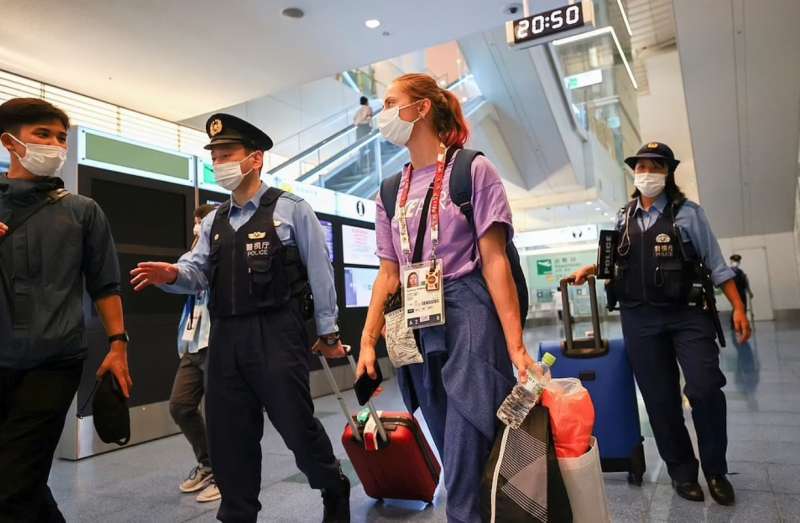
[181,306,203,343]
[402,259,445,329]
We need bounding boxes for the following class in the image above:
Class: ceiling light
[281,7,304,18]
[585,201,592,205]
[594,207,602,212]
[365,19,381,29]
[461,96,468,102]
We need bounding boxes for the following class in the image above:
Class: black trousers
[0,359,83,523]
[621,305,728,482]
[206,307,340,523]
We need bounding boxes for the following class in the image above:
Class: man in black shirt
[0,98,132,522]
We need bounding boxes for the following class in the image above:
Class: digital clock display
[510,3,585,45]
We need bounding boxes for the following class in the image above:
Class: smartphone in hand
[354,365,383,406]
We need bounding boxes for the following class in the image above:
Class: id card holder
[181,306,202,343]
[402,259,445,330]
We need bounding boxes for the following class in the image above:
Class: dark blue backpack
[379,149,529,327]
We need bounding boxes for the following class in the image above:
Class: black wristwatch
[319,332,340,347]
[108,332,130,345]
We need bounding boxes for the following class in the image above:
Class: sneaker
[180,465,213,493]
[322,474,350,522]
[196,479,221,503]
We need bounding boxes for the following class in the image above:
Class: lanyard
[398,144,447,264]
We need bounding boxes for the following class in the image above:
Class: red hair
[393,73,470,148]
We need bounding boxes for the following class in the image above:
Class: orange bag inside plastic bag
[541,378,595,458]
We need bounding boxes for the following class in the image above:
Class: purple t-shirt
[375,153,514,281]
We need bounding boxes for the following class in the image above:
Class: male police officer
[131,114,350,522]
[0,98,132,521]
[573,142,750,506]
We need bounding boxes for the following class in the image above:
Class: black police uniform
[612,143,729,485]
[197,114,345,522]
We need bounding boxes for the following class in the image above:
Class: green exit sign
[537,259,553,275]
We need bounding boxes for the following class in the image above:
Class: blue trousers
[620,305,728,482]
[398,273,515,523]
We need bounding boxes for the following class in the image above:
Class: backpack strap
[0,188,70,247]
[448,149,484,260]
[379,172,403,220]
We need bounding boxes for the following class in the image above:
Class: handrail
[298,95,485,185]
[267,74,475,177]
[295,129,382,182]
[272,102,363,150]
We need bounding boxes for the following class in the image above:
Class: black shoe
[322,474,350,523]
[672,480,705,502]
[707,475,736,506]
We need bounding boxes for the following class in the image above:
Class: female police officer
[572,142,750,506]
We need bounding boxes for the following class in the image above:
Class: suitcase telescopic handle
[560,276,609,358]
[317,345,388,444]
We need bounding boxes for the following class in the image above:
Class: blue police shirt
[160,183,339,335]
[617,193,735,287]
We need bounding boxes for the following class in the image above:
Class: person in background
[0,98,132,521]
[354,96,374,172]
[171,203,219,503]
[357,73,532,522]
[571,142,750,506]
[353,95,373,140]
[130,113,350,523]
[729,254,753,330]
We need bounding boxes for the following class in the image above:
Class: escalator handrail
[267,75,475,177]
[297,94,485,186]
[294,128,383,182]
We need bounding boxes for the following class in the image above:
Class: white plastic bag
[384,308,423,367]
[557,437,610,523]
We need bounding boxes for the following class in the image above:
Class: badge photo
[425,271,440,291]
[406,271,420,288]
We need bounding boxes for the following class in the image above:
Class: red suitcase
[318,350,441,503]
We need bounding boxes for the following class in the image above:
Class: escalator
[266,75,483,199]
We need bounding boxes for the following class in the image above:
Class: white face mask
[213,152,255,191]
[378,101,421,146]
[3,133,67,177]
[634,171,666,198]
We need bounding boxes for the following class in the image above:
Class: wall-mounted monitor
[341,224,378,267]
[344,267,378,308]
[91,177,187,248]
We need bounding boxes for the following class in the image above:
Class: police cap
[204,113,273,151]
[624,142,680,171]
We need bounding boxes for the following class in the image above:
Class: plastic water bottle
[496,352,557,429]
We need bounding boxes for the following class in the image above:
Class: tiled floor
[49,316,800,522]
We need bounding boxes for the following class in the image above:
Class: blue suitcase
[539,276,646,485]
